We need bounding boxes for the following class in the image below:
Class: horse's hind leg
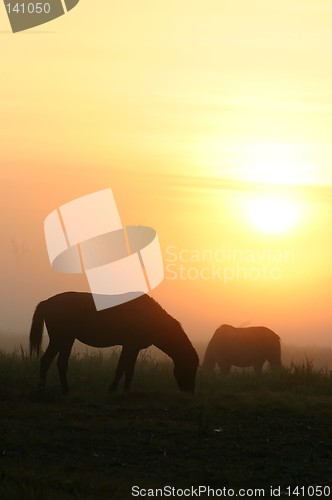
[109,346,140,392]
[268,348,282,372]
[39,341,59,391]
[57,340,74,395]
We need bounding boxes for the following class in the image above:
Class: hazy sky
[1,1,332,348]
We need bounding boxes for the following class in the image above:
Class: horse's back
[214,325,279,343]
[40,292,183,349]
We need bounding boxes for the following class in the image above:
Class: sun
[245,196,300,234]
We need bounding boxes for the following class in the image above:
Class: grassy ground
[0,351,331,499]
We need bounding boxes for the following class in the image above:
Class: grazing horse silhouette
[203,324,281,375]
[29,292,199,394]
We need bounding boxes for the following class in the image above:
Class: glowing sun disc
[246,196,300,234]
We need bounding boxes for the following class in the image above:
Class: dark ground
[1,394,332,498]
[0,354,331,499]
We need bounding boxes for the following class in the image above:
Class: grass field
[0,349,331,499]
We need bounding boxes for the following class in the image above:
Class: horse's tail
[29,301,46,357]
[202,339,217,373]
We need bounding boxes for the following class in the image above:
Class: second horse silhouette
[203,324,281,375]
[29,292,199,394]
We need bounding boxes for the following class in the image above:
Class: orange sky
[1,1,332,347]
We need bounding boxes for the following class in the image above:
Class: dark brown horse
[29,292,199,394]
[203,324,281,375]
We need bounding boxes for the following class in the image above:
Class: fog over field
[1,329,331,371]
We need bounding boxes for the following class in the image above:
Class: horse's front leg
[109,346,140,392]
[124,348,140,391]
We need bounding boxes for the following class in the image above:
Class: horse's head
[151,310,199,392]
[173,348,199,392]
